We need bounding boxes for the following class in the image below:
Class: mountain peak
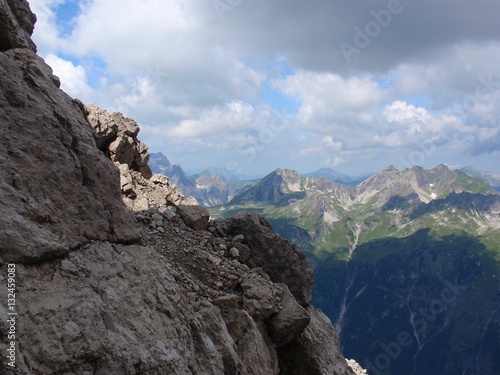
[354,165,493,206]
[149,152,171,174]
[274,167,300,177]
[230,168,304,205]
[385,165,399,171]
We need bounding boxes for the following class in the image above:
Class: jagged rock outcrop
[219,211,315,306]
[0,2,363,374]
[83,103,152,178]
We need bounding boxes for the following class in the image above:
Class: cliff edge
[0,2,364,374]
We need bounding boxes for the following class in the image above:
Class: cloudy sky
[29,0,500,177]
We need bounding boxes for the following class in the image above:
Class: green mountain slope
[210,164,500,375]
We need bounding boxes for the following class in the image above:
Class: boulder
[241,277,282,319]
[177,204,210,231]
[278,307,357,375]
[267,284,311,348]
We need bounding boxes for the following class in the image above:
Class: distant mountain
[185,166,263,183]
[460,165,500,191]
[222,165,497,252]
[211,164,500,375]
[231,168,305,205]
[149,152,235,207]
[148,151,172,175]
[302,168,371,185]
[191,171,236,207]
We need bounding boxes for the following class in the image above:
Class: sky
[28,0,500,178]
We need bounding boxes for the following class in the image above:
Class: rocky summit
[0,1,364,374]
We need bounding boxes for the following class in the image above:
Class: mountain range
[149,152,237,207]
[461,166,500,191]
[209,164,500,375]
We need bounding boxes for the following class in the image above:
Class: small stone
[163,207,177,220]
[152,213,163,225]
[229,247,240,259]
[233,234,245,243]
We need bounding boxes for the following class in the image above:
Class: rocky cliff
[0,2,364,374]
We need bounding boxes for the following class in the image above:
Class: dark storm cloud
[213,0,500,74]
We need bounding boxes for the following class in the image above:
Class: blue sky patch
[54,0,81,37]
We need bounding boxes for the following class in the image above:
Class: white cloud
[322,157,345,168]
[27,0,500,175]
[44,53,92,99]
[383,101,431,124]
[274,71,381,131]
[169,101,254,138]
[323,136,342,152]
[29,0,66,54]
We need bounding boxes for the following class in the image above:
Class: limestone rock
[241,277,282,319]
[213,295,253,342]
[0,30,139,263]
[267,284,311,348]
[278,307,357,375]
[347,359,368,375]
[236,319,280,375]
[119,163,135,194]
[177,204,210,231]
[150,173,185,206]
[83,103,118,150]
[84,104,152,178]
[220,211,315,306]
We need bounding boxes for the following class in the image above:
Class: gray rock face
[0,4,139,264]
[278,307,357,375]
[241,276,282,319]
[0,2,364,374]
[0,0,36,52]
[219,211,315,306]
